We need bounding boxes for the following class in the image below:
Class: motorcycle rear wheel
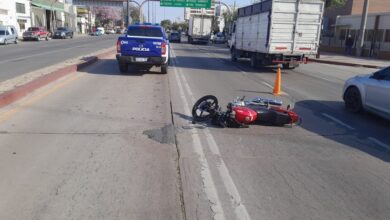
[192,95,219,122]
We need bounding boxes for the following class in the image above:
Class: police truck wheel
[161,64,168,74]
[119,63,128,73]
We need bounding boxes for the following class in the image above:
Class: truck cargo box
[233,0,324,56]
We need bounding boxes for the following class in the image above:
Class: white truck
[188,15,213,44]
[230,0,324,69]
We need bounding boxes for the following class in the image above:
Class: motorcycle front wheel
[192,95,219,122]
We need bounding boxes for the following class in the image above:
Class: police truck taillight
[116,40,121,53]
[161,42,167,55]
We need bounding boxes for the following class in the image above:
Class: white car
[343,66,390,120]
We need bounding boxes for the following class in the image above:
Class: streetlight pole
[357,0,369,57]
[126,0,129,27]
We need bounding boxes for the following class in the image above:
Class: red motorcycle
[192,95,300,128]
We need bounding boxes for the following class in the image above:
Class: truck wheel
[250,53,258,68]
[119,63,128,73]
[161,64,168,74]
[231,48,237,62]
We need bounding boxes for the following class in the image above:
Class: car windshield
[217,33,224,37]
[171,33,179,36]
[57,27,66,31]
[0,30,5,35]
[127,26,163,37]
[28,27,39,31]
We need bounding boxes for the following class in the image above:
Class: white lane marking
[368,137,390,151]
[261,81,273,89]
[322,113,355,130]
[204,131,251,220]
[172,51,226,220]
[173,49,251,220]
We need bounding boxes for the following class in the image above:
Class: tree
[129,5,141,24]
[160,19,172,30]
[212,17,220,34]
[325,0,348,8]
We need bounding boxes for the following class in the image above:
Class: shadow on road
[295,99,390,162]
[81,58,165,76]
[174,55,277,74]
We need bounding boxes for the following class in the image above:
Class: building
[323,0,390,34]
[320,0,390,59]
[0,0,32,36]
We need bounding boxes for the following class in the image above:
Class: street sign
[160,0,212,9]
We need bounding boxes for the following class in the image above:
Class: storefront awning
[32,0,64,12]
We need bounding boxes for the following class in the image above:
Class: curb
[308,58,383,69]
[0,49,115,109]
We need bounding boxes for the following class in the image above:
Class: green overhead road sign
[160,0,212,9]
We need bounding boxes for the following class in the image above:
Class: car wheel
[119,62,128,73]
[46,35,49,41]
[161,64,168,74]
[344,87,363,113]
[71,34,73,39]
[14,38,17,44]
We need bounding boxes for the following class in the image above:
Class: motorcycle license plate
[135,57,148,62]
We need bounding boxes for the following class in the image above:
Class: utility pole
[357,0,369,57]
[126,0,129,27]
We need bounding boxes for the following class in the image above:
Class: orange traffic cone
[273,67,282,95]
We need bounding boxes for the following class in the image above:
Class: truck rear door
[120,26,164,57]
[269,0,324,55]
[193,17,202,36]
[202,18,212,36]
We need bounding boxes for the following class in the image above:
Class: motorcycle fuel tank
[232,106,257,124]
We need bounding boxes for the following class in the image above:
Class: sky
[138,0,253,23]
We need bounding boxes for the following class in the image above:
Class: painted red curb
[308,58,382,69]
[0,50,114,108]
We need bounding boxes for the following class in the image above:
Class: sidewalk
[308,52,389,69]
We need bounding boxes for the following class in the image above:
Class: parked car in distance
[53,27,73,39]
[0,25,18,44]
[23,27,49,41]
[91,30,104,36]
[213,32,226,44]
[169,31,181,43]
[343,66,390,120]
[105,29,115,34]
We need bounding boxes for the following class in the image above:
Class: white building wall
[15,0,32,36]
[0,0,31,36]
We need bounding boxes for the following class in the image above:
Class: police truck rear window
[127,27,163,37]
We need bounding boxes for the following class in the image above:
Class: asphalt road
[0,34,118,82]
[0,42,389,219]
[170,43,390,219]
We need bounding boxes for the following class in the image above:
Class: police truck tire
[119,63,128,73]
[161,64,168,74]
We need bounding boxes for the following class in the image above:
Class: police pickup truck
[116,23,170,74]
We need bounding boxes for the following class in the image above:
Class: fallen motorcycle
[191,95,300,128]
